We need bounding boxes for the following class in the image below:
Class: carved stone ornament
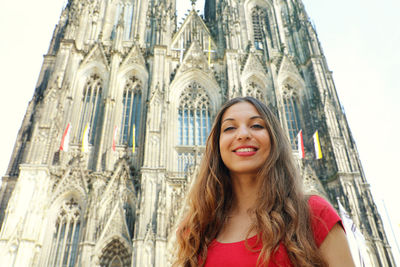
[81,43,109,68]
[242,52,267,77]
[120,45,146,68]
[178,41,212,75]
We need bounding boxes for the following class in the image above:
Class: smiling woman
[219,102,271,179]
[173,97,355,267]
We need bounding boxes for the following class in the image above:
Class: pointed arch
[45,196,83,267]
[242,73,268,104]
[71,61,108,147]
[77,73,103,145]
[115,65,148,152]
[169,69,221,111]
[244,81,265,102]
[169,71,221,176]
[98,238,131,267]
[120,75,142,148]
[281,84,301,149]
[244,0,278,52]
[178,82,211,146]
[277,59,306,149]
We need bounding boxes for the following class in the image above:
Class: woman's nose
[237,126,251,140]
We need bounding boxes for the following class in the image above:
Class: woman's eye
[251,124,264,129]
[223,126,235,132]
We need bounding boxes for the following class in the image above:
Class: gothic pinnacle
[191,0,196,10]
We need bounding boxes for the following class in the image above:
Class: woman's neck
[230,173,259,214]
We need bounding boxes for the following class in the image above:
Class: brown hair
[174,97,327,267]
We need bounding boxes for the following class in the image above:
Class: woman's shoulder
[307,195,343,247]
[308,195,334,210]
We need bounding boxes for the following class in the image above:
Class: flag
[297,129,305,159]
[59,123,71,152]
[81,124,90,153]
[208,35,211,66]
[313,130,323,159]
[337,200,370,267]
[132,125,136,153]
[112,126,118,152]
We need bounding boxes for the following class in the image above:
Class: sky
[0,0,399,264]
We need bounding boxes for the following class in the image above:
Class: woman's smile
[219,102,271,177]
[233,146,258,156]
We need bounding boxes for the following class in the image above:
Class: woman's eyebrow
[222,116,263,123]
[222,118,235,123]
[250,116,263,120]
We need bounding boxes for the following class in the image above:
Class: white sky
[0,0,399,263]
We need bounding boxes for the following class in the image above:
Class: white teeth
[235,148,256,152]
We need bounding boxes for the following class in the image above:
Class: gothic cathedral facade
[0,0,395,266]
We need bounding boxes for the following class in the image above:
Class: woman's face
[219,101,271,178]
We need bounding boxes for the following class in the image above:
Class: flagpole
[381,198,400,256]
[208,35,211,66]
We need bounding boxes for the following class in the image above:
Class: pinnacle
[191,0,197,10]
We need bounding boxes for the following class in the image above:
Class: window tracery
[78,74,103,145]
[48,198,81,267]
[251,6,274,50]
[245,81,265,103]
[282,85,301,149]
[178,83,211,146]
[177,83,211,175]
[120,76,141,148]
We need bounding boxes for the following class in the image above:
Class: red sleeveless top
[203,195,342,267]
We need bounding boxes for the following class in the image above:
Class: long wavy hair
[174,97,327,267]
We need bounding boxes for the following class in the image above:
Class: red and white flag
[297,129,305,159]
[60,123,71,152]
[112,126,118,152]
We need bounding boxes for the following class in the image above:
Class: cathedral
[0,0,395,266]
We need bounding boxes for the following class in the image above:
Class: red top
[203,195,342,267]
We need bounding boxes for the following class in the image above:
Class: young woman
[174,97,355,267]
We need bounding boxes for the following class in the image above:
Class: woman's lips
[233,147,258,156]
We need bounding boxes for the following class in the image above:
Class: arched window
[78,74,103,145]
[178,83,211,146]
[120,76,141,149]
[251,6,274,50]
[252,8,264,50]
[48,198,81,267]
[245,81,265,103]
[177,83,211,175]
[282,85,301,149]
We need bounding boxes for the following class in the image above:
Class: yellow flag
[132,125,135,153]
[81,124,90,153]
[313,130,323,159]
